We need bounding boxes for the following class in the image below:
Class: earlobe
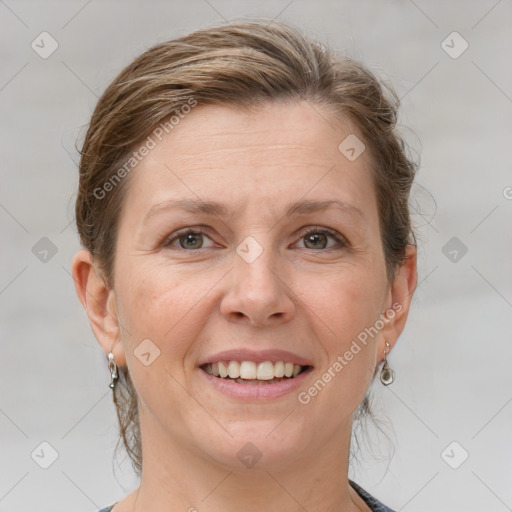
[71,250,126,366]
[379,244,418,356]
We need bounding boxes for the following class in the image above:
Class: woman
[72,19,417,512]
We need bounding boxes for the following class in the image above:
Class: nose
[219,249,296,327]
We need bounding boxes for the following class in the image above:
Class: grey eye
[179,232,204,249]
[303,232,328,249]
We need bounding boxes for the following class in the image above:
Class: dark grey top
[97,480,395,511]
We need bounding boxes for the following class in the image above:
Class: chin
[195,419,311,472]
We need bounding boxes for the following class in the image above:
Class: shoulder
[349,480,396,512]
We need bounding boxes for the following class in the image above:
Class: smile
[201,360,309,384]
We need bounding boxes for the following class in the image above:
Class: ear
[378,244,418,360]
[71,249,126,366]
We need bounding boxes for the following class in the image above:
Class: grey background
[1,1,511,511]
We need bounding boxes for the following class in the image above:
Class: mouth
[200,360,312,385]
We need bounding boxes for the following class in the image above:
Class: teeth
[257,361,275,380]
[218,361,228,378]
[240,361,257,379]
[203,360,305,381]
[227,361,240,379]
[274,361,285,378]
[233,378,278,385]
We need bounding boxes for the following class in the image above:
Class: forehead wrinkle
[166,144,331,167]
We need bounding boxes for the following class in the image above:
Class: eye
[295,228,347,250]
[163,229,217,250]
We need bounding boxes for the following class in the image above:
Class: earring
[380,341,395,386]
[108,352,118,390]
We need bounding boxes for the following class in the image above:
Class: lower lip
[198,367,313,400]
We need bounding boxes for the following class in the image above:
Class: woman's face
[104,100,414,470]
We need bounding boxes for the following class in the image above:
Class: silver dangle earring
[380,341,395,386]
[108,352,118,390]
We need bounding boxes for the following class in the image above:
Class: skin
[72,100,417,512]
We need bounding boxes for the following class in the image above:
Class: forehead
[122,100,377,221]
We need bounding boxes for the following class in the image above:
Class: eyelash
[162,226,348,251]
[295,227,348,250]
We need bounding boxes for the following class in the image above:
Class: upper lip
[198,348,313,367]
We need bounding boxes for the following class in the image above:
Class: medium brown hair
[75,19,417,475]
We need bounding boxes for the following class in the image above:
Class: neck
[125,411,367,512]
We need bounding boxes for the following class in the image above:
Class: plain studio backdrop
[1,1,511,511]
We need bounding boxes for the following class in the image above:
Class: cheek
[298,265,384,337]
[297,268,383,384]
[113,264,216,417]
[115,263,214,359]
[291,273,383,433]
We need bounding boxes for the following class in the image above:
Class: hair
[75,19,418,476]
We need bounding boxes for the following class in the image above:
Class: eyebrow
[284,199,364,219]
[144,199,229,224]
[143,198,365,224]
